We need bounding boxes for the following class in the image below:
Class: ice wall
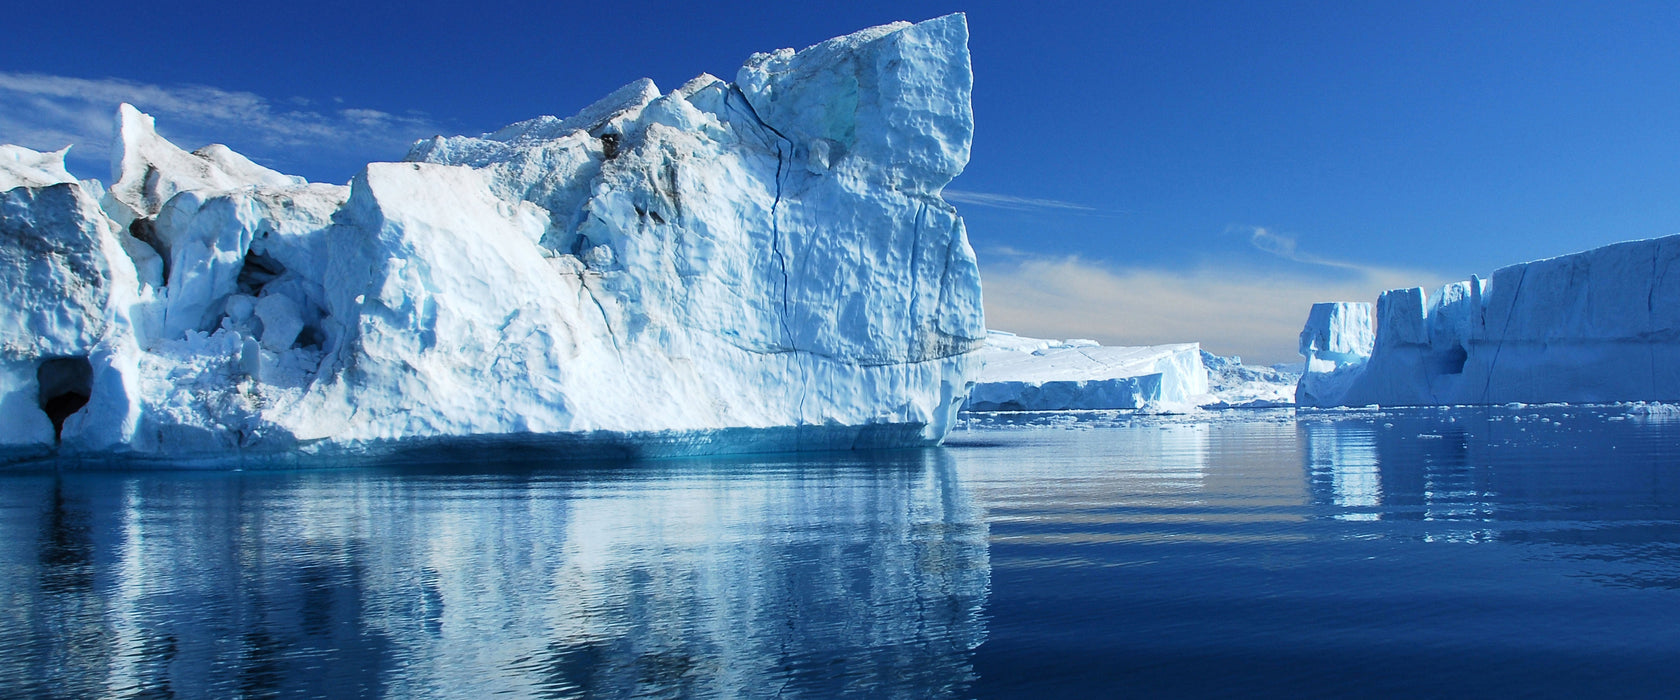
[963,331,1209,412]
[1294,302,1373,407]
[1297,234,1680,406]
[0,14,984,464]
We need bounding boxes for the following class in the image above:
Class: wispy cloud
[943,189,1117,214]
[0,72,449,182]
[1244,225,1372,273]
[980,247,1446,366]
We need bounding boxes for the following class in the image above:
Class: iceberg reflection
[1304,417,1497,540]
[1303,406,1680,551]
[0,449,988,698]
[1303,422,1382,520]
[953,423,1233,554]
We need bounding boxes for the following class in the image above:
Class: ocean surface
[3,405,1680,698]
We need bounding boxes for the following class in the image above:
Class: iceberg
[1297,234,1680,407]
[1294,302,1374,407]
[0,14,984,465]
[962,331,1209,412]
[1200,350,1300,409]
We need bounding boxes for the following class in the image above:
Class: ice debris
[0,14,984,464]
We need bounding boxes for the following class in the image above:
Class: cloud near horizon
[979,248,1446,366]
[0,72,447,182]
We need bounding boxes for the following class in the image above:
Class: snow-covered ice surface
[0,14,984,466]
[1298,234,1680,407]
[963,331,1208,412]
[1,145,78,190]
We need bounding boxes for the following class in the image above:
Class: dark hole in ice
[37,357,93,442]
[128,217,168,280]
[295,324,325,350]
[238,250,286,296]
[1434,343,1468,375]
[601,133,620,160]
[128,217,160,247]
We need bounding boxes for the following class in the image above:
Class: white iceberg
[1297,234,1680,407]
[0,14,984,464]
[962,331,1209,412]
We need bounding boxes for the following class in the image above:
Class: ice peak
[736,13,973,191]
[105,103,300,227]
[0,144,77,191]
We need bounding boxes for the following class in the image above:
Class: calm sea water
[4,406,1680,698]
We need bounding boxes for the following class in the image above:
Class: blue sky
[5,0,1678,364]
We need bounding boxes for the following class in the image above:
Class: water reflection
[0,450,988,698]
[1303,419,1496,539]
[950,423,1314,553]
[953,412,1680,698]
[1304,425,1381,520]
[1302,406,1680,577]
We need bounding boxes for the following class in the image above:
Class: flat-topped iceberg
[962,331,1298,412]
[1297,234,1680,407]
[963,331,1209,412]
[0,14,984,465]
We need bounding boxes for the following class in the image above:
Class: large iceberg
[0,14,984,465]
[962,331,1209,412]
[1297,234,1680,407]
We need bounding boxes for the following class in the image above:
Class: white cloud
[1247,226,1300,259]
[1245,225,1372,273]
[980,250,1446,366]
[943,189,1112,214]
[0,72,449,181]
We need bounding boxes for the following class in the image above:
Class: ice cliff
[1297,234,1680,407]
[0,14,984,464]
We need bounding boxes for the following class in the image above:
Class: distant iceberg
[963,331,1208,412]
[962,331,1301,413]
[1200,350,1300,409]
[0,14,984,464]
[1297,234,1680,407]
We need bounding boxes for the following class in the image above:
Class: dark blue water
[3,406,1680,698]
